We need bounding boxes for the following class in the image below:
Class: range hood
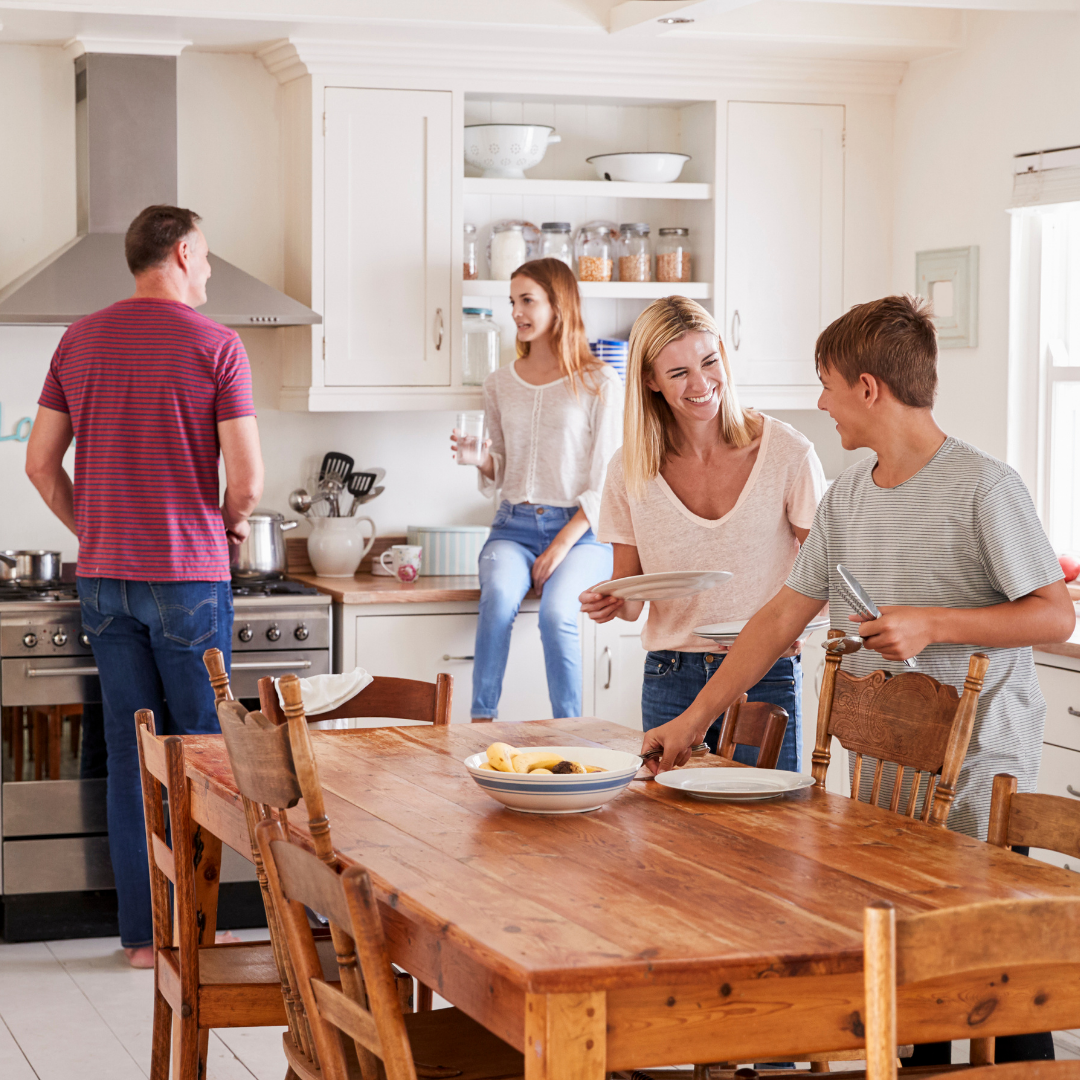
[0,53,320,328]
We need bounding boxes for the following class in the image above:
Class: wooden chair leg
[149,989,172,1080]
[172,1009,201,1080]
[395,970,414,1013]
[417,981,434,1012]
[69,710,82,757]
[809,1063,831,1073]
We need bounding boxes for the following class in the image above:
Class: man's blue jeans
[77,577,233,947]
[473,502,613,719]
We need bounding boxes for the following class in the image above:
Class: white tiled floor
[1,932,1078,1078]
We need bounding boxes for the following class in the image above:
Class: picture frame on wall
[915,245,979,348]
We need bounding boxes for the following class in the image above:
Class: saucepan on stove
[230,510,299,582]
[0,550,63,588]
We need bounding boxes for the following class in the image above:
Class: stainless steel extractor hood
[0,53,320,328]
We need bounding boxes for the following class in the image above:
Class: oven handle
[25,659,314,678]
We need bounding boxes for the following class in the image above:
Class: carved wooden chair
[988,771,1080,860]
[715,695,788,771]
[863,896,1080,1080]
[135,709,302,1080]
[812,630,989,825]
[257,815,525,1080]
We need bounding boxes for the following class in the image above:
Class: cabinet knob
[238,625,253,643]
[434,308,444,351]
[22,632,38,648]
[52,631,69,647]
[442,654,474,662]
[294,624,310,641]
[602,646,612,690]
[266,625,281,642]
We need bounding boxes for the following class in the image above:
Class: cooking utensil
[0,550,62,588]
[350,485,384,510]
[345,471,378,515]
[288,488,333,519]
[464,124,561,179]
[230,511,298,581]
[319,451,354,486]
[836,564,917,668]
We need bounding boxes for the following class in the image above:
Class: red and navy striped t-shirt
[38,298,256,582]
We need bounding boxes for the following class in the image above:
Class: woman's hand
[640,712,705,775]
[579,587,625,623]
[532,539,572,594]
[449,431,494,478]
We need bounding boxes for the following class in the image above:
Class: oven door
[226,650,329,698]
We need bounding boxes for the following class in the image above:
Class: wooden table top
[182,718,1080,996]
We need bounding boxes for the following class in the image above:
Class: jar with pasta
[656,227,692,283]
[575,221,616,282]
[617,223,651,283]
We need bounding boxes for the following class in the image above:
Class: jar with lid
[538,222,572,267]
[463,223,478,280]
[575,220,616,282]
[656,228,692,283]
[462,308,501,386]
[488,221,537,281]
[618,223,651,283]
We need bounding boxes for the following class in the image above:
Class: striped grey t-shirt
[787,436,1063,839]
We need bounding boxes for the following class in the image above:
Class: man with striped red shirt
[26,205,264,967]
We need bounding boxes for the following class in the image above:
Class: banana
[530,767,554,774]
[585,765,605,773]
[512,751,564,774]
[485,742,517,772]
[478,762,496,771]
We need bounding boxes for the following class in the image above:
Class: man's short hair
[815,295,938,408]
[125,205,202,275]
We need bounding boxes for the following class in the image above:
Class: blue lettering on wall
[0,404,33,443]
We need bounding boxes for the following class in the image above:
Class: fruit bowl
[464,124,561,179]
[464,745,642,814]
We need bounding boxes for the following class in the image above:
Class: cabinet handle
[434,308,444,351]
[602,646,612,690]
[731,309,741,351]
[1069,707,1080,717]
[1068,785,1080,799]
[442,654,474,662]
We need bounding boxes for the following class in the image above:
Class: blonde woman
[579,296,825,769]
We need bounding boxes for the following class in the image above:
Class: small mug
[380,544,423,584]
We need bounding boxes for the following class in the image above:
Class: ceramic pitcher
[307,516,376,578]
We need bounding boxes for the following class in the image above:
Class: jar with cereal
[656,227,692,284]
[575,221,616,282]
[617,223,651,283]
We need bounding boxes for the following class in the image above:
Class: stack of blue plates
[589,338,628,383]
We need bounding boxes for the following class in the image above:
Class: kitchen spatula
[345,471,377,515]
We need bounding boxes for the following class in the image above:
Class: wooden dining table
[181,717,1080,1079]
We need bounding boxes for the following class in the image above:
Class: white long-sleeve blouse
[479,362,624,534]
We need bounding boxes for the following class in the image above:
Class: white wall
[892,12,1080,461]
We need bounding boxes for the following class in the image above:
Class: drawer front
[3,836,114,894]
[1032,742,1080,872]
[1038,663,1080,752]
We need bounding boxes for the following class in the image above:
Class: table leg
[525,991,606,1080]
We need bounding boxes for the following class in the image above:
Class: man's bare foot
[471,717,494,723]
[124,945,154,969]
[215,930,242,944]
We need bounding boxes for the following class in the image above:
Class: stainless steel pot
[0,550,63,588]
[230,511,298,581]
[0,550,17,585]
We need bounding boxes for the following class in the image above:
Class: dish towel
[274,668,373,728]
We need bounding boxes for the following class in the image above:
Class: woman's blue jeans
[473,502,613,719]
[77,577,233,948]
[641,650,803,771]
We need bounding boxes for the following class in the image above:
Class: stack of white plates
[692,615,831,645]
[590,338,628,383]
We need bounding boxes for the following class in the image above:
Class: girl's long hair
[623,296,759,499]
[512,258,604,395]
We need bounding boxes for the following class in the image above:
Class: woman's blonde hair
[623,296,758,499]
[512,258,604,396]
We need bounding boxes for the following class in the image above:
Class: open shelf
[463,280,711,300]
[463,178,712,200]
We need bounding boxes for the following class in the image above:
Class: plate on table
[692,615,830,645]
[655,767,816,802]
[592,570,732,602]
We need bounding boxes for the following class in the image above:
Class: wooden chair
[988,771,1080,860]
[715,695,788,770]
[135,709,308,1080]
[863,896,1080,1080]
[257,815,524,1080]
[812,631,989,826]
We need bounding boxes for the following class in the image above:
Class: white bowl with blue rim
[464,745,642,814]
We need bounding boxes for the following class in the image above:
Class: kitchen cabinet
[586,609,649,730]
[725,101,844,405]
[324,88,453,388]
[1031,658,1080,872]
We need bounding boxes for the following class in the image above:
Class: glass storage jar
[618,223,651,283]
[656,227,692,283]
[575,221,616,282]
[538,222,573,267]
[463,223,478,280]
[488,221,536,281]
[462,308,501,385]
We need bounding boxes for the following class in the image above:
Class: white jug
[307,516,376,578]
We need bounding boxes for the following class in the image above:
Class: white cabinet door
[592,611,648,730]
[1033,742,1080,872]
[350,612,551,725]
[1037,662,1080,753]
[324,88,452,387]
[726,101,844,389]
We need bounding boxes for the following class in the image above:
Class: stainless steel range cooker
[0,579,331,939]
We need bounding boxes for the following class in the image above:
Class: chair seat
[284,1005,524,1080]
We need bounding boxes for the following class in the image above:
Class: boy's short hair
[815,295,938,408]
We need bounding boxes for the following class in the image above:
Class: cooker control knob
[238,625,253,643]
[294,624,309,641]
[266,625,281,642]
[22,632,38,648]
[52,630,69,647]
[79,633,90,648]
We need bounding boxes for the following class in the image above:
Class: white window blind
[1013,145,1080,208]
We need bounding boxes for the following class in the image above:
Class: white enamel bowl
[586,152,690,183]
[464,745,643,814]
[465,124,561,179]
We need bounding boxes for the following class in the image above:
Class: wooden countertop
[288,570,537,605]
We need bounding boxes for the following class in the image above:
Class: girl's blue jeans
[473,502,613,719]
[641,650,803,771]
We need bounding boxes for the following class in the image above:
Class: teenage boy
[642,295,1075,845]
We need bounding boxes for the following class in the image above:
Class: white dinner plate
[592,570,733,602]
[655,767,816,802]
[692,616,830,645]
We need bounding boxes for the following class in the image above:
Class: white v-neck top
[479,362,624,534]
[598,416,826,652]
